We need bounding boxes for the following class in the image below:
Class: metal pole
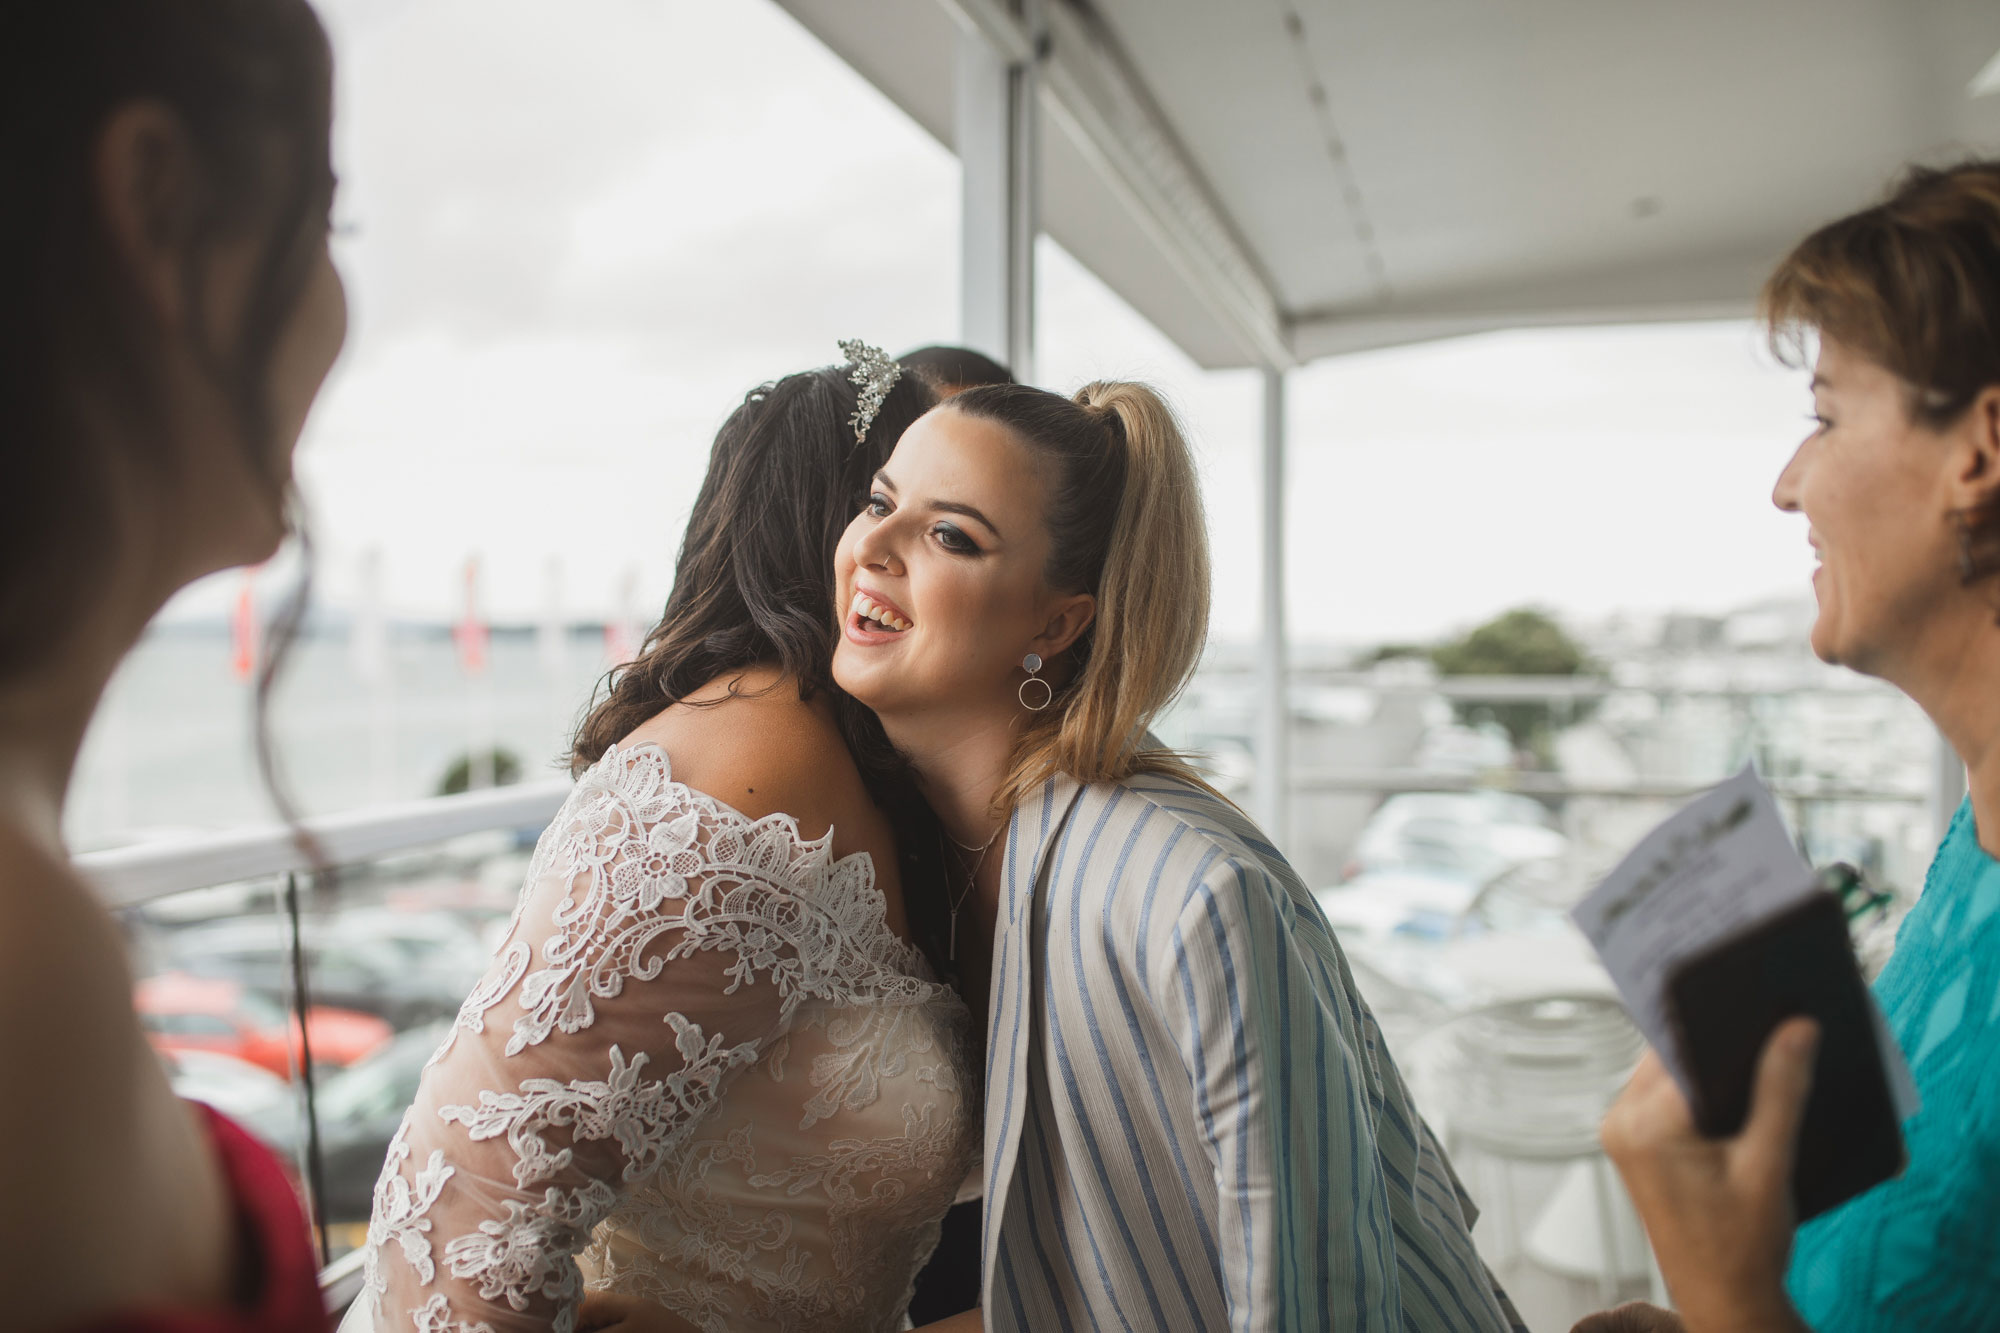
[955,2,1041,381]
[1935,727,1968,843]
[1255,367,1290,846]
[284,871,332,1266]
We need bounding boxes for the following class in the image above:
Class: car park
[158,910,487,1031]
[239,1020,452,1226]
[1344,790,1568,885]
[136,971,393,1078]
[158,1046,292,1123]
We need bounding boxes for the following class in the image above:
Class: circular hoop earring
[1018,652,1053,712]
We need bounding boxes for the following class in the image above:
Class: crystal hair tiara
[838,338,902,446]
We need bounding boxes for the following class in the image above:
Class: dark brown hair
[1762,160,2000,428]
[0,0,336,679]
[946,381,1213,810]
[1762,159,2000,580]
[571,365,935,770]
[568,365,958,970]
[897,344,1015,394]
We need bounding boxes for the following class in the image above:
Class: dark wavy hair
[897,343,1015,394]
[0,0,335,680]
[570,365,959,976]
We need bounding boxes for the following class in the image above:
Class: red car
[136,972,393,1078]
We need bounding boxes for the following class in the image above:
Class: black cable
[284,871,333,1268]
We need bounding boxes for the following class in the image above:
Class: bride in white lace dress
[344,356,977,1333]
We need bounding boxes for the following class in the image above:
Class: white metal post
[1255,367,1290,845]
[1935,727,1968,843]
[955,3,1040,382]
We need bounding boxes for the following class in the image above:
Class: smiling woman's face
[832,405,1092,722]
[1772,338,1963,675]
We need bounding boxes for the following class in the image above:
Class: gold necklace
[939,828,998,963]
[944,822,1001,855]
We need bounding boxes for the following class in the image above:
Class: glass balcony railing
[79,664,1937,1320]
[80,779,570,1313]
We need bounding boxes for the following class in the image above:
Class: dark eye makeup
[932,522,980,555]
[865,490,983,556]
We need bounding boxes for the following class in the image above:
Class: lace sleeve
[356,746,876,1333]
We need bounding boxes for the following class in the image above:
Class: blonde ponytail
[950,379,1215,812]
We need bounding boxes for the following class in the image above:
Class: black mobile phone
[1664,891,1906,1222]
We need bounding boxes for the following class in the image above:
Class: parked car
[1344,790,1568,884]
[1413,721,1515,774]
[318,907,495,985]
[137,972,392,1078]
[158,1047,291,1123]
[159,911,486,1030]
[240,1020,451,1225]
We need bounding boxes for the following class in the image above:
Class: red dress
[71,1103,328,1333]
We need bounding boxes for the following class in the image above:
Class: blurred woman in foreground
[0,2,346,1329]
[1579,160,2000,1333]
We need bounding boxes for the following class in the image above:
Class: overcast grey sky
[160,0,1818,646]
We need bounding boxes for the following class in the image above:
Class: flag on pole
[603,620,635,668]
[604,564,642,667]
[230,567,259,681]
[454,556,488,676]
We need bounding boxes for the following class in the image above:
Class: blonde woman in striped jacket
[832,381,1525,1332]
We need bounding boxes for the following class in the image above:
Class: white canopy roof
[777,0,2000,369]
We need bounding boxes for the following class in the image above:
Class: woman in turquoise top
[1784,798,2000,1328]
[1574,158,2000,1333]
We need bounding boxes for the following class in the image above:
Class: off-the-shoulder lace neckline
[588,740,937,982]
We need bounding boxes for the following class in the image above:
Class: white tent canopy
[778,0,2000,838]
[779,0,2000,370]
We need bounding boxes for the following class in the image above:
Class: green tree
[1430,607,1597,757]
[1359,641,1431,666]
[436,746,523,796]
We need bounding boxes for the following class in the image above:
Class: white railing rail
[78,779,573,910]
[1288,769,1928,804]
[76,781,573,1308]
[320,1247,368,1314]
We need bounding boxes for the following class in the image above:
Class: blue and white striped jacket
[979,771,1523,1332]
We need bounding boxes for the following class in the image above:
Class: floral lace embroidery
[355,743,974,1333]
[413,1294,498,1333]
[428,941,532,1070]
[749,1100,972,1286]
[579,1123,803,1333]
[438,1028,761,1190]
[359,1126,456,1324]
[441,1178,616,1321]
[502,748,930,1061]
[793,1001,960,1129]
[572,1002,975,1333]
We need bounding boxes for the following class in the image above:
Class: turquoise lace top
[1787,799,2000,1330]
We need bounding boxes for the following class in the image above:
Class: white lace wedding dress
[343,743,979,1333]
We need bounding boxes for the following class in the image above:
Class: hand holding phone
[1665,892,1905,1221]
[1600,1023,1821,1333]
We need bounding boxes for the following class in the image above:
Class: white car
[160,1047,291,1122]
[1413,723,1514,775]
[1345,790,1568,886]
[1317,793,1590,1020]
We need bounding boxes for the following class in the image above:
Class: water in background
[69,624,611,852]
[71,619,1943,896]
